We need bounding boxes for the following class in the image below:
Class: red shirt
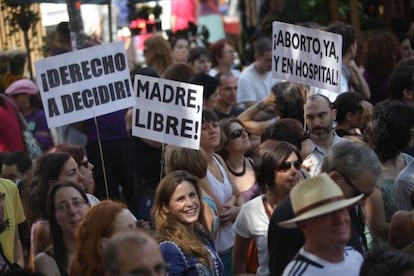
[0,100,25,152]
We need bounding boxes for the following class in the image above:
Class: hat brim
[278,194,363,229]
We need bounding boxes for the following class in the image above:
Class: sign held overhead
[272,21,342,93]
[35,42,134,128]
[132,75,203,150]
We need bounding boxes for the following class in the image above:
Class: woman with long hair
[35,182,90,275]
[200,110,242,276]
[152,170,223,275]
[28,152,85,269]
[218,118,258,202]
[70,200,139,275]
[49,144,96,197]
[365,101,414,248]
[232,140,302,275]
[163,145,220,240]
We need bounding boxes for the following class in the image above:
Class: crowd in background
[3,4,414,275]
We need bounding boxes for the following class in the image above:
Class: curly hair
[362,31,399,77]
[70,200,127,276]
[28,152,71,223]
[271,82,304,124]
[253,140,301,193]
[152,171,212,269]
[366,100,414,162]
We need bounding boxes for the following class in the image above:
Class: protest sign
[132,75,203,150]
[35,42,134,128]
[272,21,342,93]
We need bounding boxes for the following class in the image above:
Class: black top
[268,196,366,276]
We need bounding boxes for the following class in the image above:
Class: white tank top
[206,155,235,252]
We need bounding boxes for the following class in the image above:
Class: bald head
[103,230,165,276]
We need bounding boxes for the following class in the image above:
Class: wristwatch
[257,101,266,111]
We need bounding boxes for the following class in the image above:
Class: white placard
[272,21,342,93]
[131,75,203,150]
[35,42,134,128]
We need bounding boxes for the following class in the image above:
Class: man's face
[305,97,335,141]
[1,164,24,183]
[255,51,273,73]
[300,208,351,249]
[336,171,378,205]
[116,240,166,276]
[218,76,237,106]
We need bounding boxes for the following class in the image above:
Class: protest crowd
[3,2,414,275]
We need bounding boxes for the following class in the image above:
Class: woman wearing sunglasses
[218,118,259,202]
[232,140,302,275]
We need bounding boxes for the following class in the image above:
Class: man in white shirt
[237,37,276,109]
[279,173,364,276]
[304,94,345,176]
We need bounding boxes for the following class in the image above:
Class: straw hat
[5,79,38,96]
[279,173,363,228]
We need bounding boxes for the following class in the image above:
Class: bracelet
[257,101,266,111]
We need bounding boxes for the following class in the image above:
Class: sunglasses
[230,128,247,139]
[277,160,302,171]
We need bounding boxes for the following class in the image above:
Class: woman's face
[11,93,30,111]
[166,181,200,225]
[54,187,89,235]
[226,122,250,153]
[400,38,414,59]
[78,156,95,193]
[204,88,220,110]
[192,55,211,74]
[172,39,190,63]
[111,209,138,236]
[200,120,221,150]
[274,152,301,196]
[218,43,235,67]
[58,157,85,186]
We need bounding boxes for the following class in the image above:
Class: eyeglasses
[56,198,87,213]
[337,171,370,199]
[230,128,247,139]
[277,160,302,171]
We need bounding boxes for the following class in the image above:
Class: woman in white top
[200,110,243,276]
[232,140,302,275]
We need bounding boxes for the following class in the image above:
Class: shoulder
[160,241,186,260]
[34,251,59,275]
[344,246,364,263]
[0,178,18,192]
[283,249,324,276]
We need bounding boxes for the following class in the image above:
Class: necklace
[226,158,246,177]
